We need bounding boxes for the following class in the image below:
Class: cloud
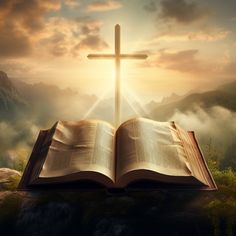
[151,49,206,73]
[0,0,61,33]
[0,0,108,59]
[38,17,107,57]
[154,28,230,42]
[85,0,122,12]
[76,35,108,50]
[0,120,39,170]
[159,0,209,24]
[0,61,33,76]
[0,0,61,58]
[169,105,236,158]
[143,1,157,12]
[223,61,236,76]
[64,0,80,8]
[147,48,236,78]
[211,48,236,77]
[0,29,32,57]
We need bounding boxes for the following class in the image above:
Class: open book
[18,118,217,190]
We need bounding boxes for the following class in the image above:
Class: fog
[0,120,39,170]
[169,105,236,164]
[1,91,236,171]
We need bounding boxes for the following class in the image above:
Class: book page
[175,126,211,186]
[116,118,192,180]
[39,120,115,181]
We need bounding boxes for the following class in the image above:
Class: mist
[169,105,236,167]
[1,78,236,172]
[0,119,39,170]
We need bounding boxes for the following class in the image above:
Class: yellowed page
[116,118,192,180]
[39,120,115,181]
[175,125,210,186]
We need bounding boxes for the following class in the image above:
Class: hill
[0,71,27,120]
[0,71,97,125]
[150,80,236,120]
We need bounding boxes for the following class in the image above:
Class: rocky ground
[1,190,215,236]
[0,168,22,191]
[0,168,218,236]
[0,168,234,236]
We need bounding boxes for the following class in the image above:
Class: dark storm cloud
[159,0,209,24]
[0,0,61,58]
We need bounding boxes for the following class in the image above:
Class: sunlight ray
[82,87,112,119]
[123,87,151,118]
[123,94,143,116]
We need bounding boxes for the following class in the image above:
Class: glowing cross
[88,24,148,127]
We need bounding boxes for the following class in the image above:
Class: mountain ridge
[0,71,27,119]
[150,80,236,120]
[0,71,97,123]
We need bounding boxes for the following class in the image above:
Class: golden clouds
[0,1,109,58]
[153,28,230,42]
[85,0,122,12]
[152,49,203,73]
[77,35,108,50]
[38,17,107,57]
[0,0,61,57]
[64,0,80,9]
[0,0,235,100]
[144,48,236,81]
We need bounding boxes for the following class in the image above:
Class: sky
[0,0,236,103]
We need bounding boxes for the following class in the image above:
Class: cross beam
[88,24,148,127]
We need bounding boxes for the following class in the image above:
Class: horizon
[2,69,235,105]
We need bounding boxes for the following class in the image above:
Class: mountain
[160,93,182,105]
[13,79,79,101]
[0,71,98,125]
[2,70,236,124]
[146,93,183,112]
[217,80,236,95]
[150,80,236,121]
[145,89,201,113]
[0,71,27,119]
[0,71,19,94]
[0,71,100,172]
[12,79,97,126]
